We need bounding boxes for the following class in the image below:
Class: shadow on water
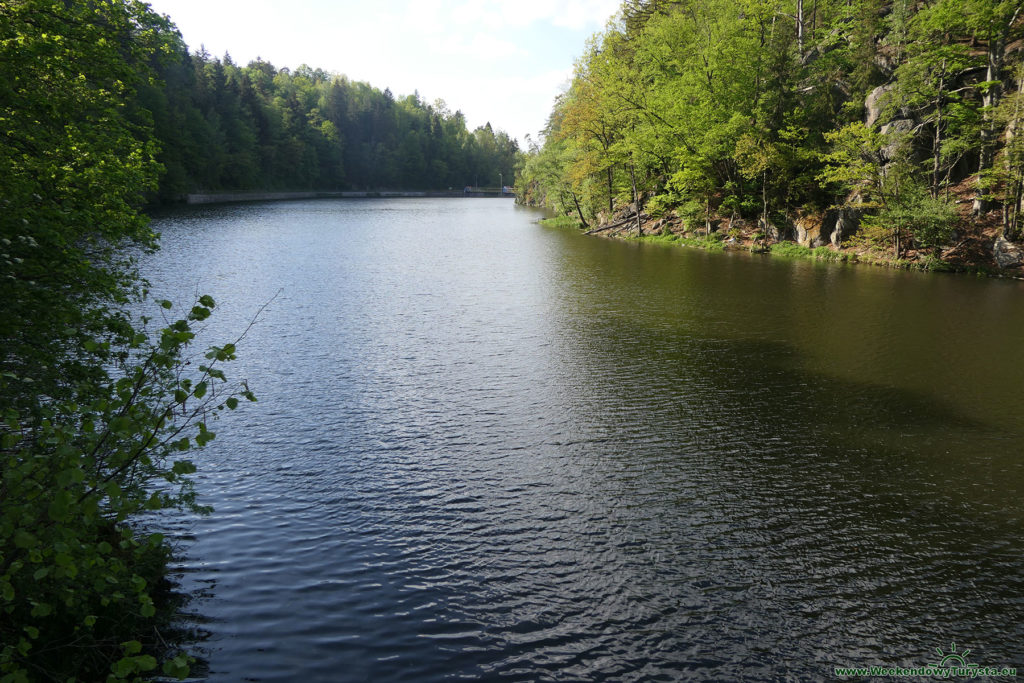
[553,309,1024,664]
[528,233,1024,677]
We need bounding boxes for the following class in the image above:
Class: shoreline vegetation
[537,211,1009,276]
[516,0,1024,277]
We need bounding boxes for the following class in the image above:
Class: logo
[936,642,978,671]
[834,642,1017,678]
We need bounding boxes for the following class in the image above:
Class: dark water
[143,199,1024,681]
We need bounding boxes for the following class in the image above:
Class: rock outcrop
[794,213,829,248]
[879,119,916,162]
[865,84,894,128]
[829,207,861,247]
[993,236,1024,269]
[793,208,861,248]
[763,217,792,242]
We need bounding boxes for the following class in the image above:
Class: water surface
[144,199,1024,681]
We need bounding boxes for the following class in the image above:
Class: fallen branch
[585,212,650,235]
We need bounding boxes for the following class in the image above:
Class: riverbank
[181,190,513,205]
[538,209,1023,278]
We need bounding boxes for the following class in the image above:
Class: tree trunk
[1011,176,1023,240]
[811,0,818,46]
[1003,63,1024,238]
[629,160,642,236]
[762,169,769,246]
[931,59,946,199]
[607,165,614,214]
[570,190,589,229]
[973,8,1020,214]
[796,0,804,60]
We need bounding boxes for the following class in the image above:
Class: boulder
[793,212,829,248]
[865,84,894,128]
[759,216,791,242]
[879,119,915,162]
[994,236,1024,269]
[827,207,861,246]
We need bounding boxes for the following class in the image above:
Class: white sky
[143,0,622,146]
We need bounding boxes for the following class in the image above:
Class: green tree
[1,2,253,680]
[966,0,1023,212]
[891,0,978,199]
[820,122,955,256]
[986,58,1024,238]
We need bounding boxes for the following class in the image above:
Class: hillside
[516,0,1024,273]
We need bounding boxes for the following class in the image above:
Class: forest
[517,0,1024,269]
[139,48,521,201]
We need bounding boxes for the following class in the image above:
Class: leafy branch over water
[1,294,259,681]
[0,1,257,679]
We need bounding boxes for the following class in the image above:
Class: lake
[143,198,1024,681]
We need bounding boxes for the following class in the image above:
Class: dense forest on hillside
[517,0,1023,269]
[137,36,520,200]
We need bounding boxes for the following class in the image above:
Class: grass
[635,231,726,251]
[538,216,581,229]
[768,241,814,259]
[769,242,853,263]
[768,240,976,273]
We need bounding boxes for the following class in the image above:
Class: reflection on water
[143,199,1024,681]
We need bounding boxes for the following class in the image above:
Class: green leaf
[14,530,36,549]
[134,655,157,671]
[48,490,72,522]
[162,653,191,680]
[189,305,211,321]
[30,601,52,617]
[171,460,196,475]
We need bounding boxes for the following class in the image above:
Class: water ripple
[142,200,1024,681]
